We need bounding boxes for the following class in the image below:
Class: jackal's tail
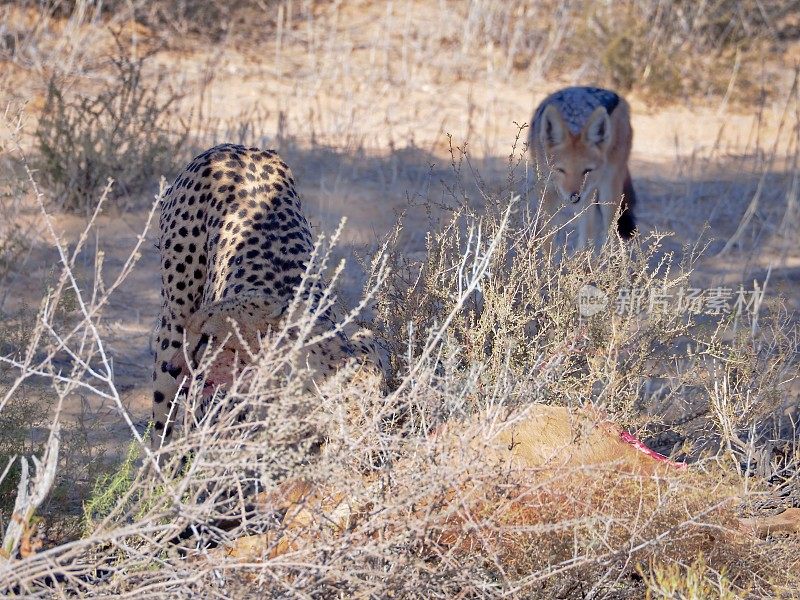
[617,171,637,240]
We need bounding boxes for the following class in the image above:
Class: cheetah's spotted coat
[153,144,382,449]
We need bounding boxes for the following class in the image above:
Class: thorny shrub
[33,43,195,214]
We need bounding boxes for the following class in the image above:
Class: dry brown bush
[33,44,198,214]
[461,0,790,103]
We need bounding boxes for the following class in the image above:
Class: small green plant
[82,433,143,535]
[640,555,740,600]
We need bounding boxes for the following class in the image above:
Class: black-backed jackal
[529,86,636,253]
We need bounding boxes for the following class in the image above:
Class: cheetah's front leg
[152,309,186,452]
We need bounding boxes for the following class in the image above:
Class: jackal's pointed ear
[584,106,612,150]
[539,104,566,148]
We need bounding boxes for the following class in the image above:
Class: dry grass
[0,0,798,597]
[461,0,791,103]
[33,42,199,214]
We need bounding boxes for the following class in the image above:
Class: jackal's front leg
[576,196,604,254]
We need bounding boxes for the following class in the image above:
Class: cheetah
[153,144,384,451]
